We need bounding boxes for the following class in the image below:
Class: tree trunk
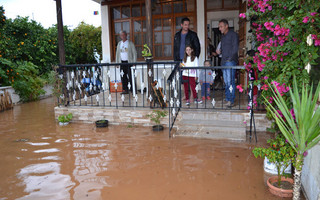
[293,168,302,200]
[293,154,304,200]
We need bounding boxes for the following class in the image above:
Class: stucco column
[197,0,205,65]
[100,5,111,85]
[101,5,111,63]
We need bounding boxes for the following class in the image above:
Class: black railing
[58,61,179,108]
[167,65,259,139]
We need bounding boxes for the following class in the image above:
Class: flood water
[0,97,287,200]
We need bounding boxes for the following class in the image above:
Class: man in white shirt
[116,31,137,94]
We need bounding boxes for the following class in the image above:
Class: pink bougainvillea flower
[276,110,284,118]
[310,12,317,16]
[315,39,320,46]
[290,108,296,120]
[261,84,268,91]
[271,81,280,87]
[303,16,309,23]
[311,34,317,40]
[269,97,273,103]
[264,76,268,80]
[303,151,308,157]
[239,13,246,19]
[236,84,244,93]
[257,63,266,71]
[264,21,274,31]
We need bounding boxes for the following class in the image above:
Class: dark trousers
[121,61,132,92]
[182,76,197,100]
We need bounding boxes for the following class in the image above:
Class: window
[151,0,196,59]
[110,0,196,61]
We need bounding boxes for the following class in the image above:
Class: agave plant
[265,78,320,200]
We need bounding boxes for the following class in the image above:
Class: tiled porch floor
[68,88,254,110]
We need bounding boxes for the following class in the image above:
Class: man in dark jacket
[174,17,201,61]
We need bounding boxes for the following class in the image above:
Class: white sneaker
[194,99,203,104]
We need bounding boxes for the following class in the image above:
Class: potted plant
[253,134,296,197]
[95,119,108,128]
[141,44,152,60]
[265,78,320,200]
[58,113,73,126]
[146,110,167,131]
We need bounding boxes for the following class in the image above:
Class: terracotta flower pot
[267,176,293,198]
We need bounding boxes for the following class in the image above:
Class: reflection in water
[17,162,74,200]
[26,142,50,146]
[0,97,287,200]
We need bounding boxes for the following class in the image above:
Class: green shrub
[58,113,73,123]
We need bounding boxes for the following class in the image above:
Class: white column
[101,5,111,63]
[197,0,205,65]
[100,5,112,86]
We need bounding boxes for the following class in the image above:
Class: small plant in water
[252,134,295,188]
[127,123,134,128]
[58,113,73,123]
[146,110,167,125]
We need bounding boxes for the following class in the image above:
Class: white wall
[302,143,320,200]
[0,85,53,104]
[197,0,205,65]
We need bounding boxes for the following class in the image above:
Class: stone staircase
[173,109,247,141]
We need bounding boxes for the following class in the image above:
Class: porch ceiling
[91,0,139,5]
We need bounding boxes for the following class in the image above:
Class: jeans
[201,83,211,97]
[222,61,236,104]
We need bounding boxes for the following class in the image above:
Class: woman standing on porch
[181,45,202,106]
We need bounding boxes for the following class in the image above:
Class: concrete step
[173,110,247,141]
[178,119,246,128]
[179,110,246,122]
[175,125,246,141]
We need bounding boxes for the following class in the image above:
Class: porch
[55,61,269,141]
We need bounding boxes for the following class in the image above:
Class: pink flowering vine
[310,12,317,16]
[261,84,268,91]
[276,109,284,118]
[239,13,246,19]
[271,81,290,96]
[303,16,309,23]
[290,108,296,120]
[236,84,244,93]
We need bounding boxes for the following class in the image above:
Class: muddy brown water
[0,97,291,200]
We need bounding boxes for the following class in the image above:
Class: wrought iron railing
[58,61,258,141]
[167,65,259,139]
[58,61,179,108]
